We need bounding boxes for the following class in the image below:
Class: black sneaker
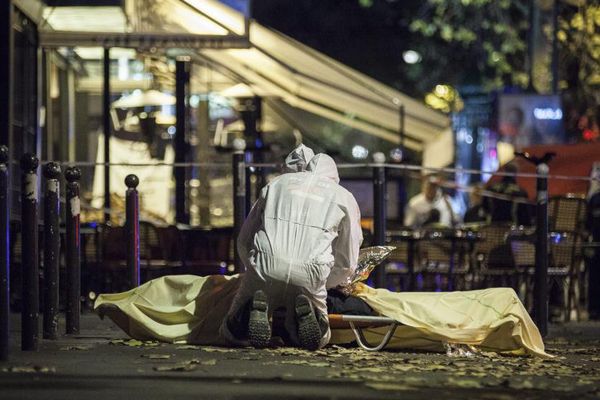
[295,294,322,351]
[248,290,271,348]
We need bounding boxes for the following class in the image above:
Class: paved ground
[1,313,600,399]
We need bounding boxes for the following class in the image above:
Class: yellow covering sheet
[94,274,548,357]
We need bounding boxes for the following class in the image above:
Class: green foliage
[408,0,530,91]
[372,0,598,115]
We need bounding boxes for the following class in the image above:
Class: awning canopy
[31,0,450,153]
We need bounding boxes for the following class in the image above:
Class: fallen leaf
[153,363,197,372]
[365,382,415,391]
[141,354,171,359]
[60,345,91,351]
[2,365,56,373]
[447,377,484,388]
[202,347,236,353]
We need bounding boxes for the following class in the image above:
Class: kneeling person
[220,148,363,350]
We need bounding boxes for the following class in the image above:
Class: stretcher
[328,314,399,351]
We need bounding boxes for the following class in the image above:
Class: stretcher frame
[328,314,399,351]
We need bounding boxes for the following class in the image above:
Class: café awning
[32,0,450,153]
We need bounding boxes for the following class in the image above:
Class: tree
[364,0,600,139]
[253,1,599,137]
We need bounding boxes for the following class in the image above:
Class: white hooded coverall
[225,146,363,348]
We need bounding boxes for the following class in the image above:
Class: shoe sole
[295,295,321,351]
[248,291,271,349]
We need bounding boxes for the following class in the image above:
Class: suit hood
[284,144,315,173]
[306,153,340,183]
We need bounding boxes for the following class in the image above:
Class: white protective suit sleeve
[326,192,363,289]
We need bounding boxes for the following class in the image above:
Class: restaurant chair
[417,227,470,291]
[548,231,586,321]
[473,223,520,292]
[549,194,587,232]
[181,227,232,275]
[547,195,587,321]
[383,236,414,291]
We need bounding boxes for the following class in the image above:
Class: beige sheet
[94,274,548,357]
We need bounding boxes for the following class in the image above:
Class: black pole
[399,105,405,153]
[20,153,39,351]
[42,162,61,340]
[232,139,246,273]
[103,48,111,224]
[534,163,549,337]
[245,164,252,217]
[125,174,140,288]
[551,0,559,94]
[0,146,9,360]
[0,0,12,148]
[372,152,387,289]
[175,59,190,225]
[65,167,81,335]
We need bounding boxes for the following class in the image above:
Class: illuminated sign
[533,108,563,120]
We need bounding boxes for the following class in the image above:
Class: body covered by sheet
[95,274,548,357]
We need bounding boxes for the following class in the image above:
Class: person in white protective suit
[220,145,363,350]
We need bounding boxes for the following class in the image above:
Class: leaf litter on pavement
[104,332,600,396]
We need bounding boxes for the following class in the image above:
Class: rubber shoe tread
[295,295,321,351]
[248,290,271,348]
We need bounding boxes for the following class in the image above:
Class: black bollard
[245,164,252,218]
[0,146,9,360]
[43,162,61,340]
[232,139,247,274]
[65,167,81,335]
[20,153,39,351]
[534,163,549,337]
[515,151,555,337]
[125,174,140,288]
[372,152,387,289]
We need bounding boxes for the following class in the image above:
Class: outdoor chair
[100,225,128,292]
[548,231,586,321]
[416,227,471,291]
[546,195,587,321]
[508,229,586,321]
[384,230,421,291]
[473,223,522,292]
[549,194,587,232]
[180,227,232,275]
[139,221,185,280]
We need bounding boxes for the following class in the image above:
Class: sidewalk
[1,312,600,399]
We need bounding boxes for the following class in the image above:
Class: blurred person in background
[463,183,490,224]
[404,174,459,228]
[486,163,532,226]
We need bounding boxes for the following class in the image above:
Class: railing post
[245,162,252,217]
[534,163,549,337]
[232,138,246,273]
[125,174,140,288]
[65,167,81,335]
[0,146,9,360]
[43,162,61,340]
[20,153,39,351]
[372,152,387,289]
